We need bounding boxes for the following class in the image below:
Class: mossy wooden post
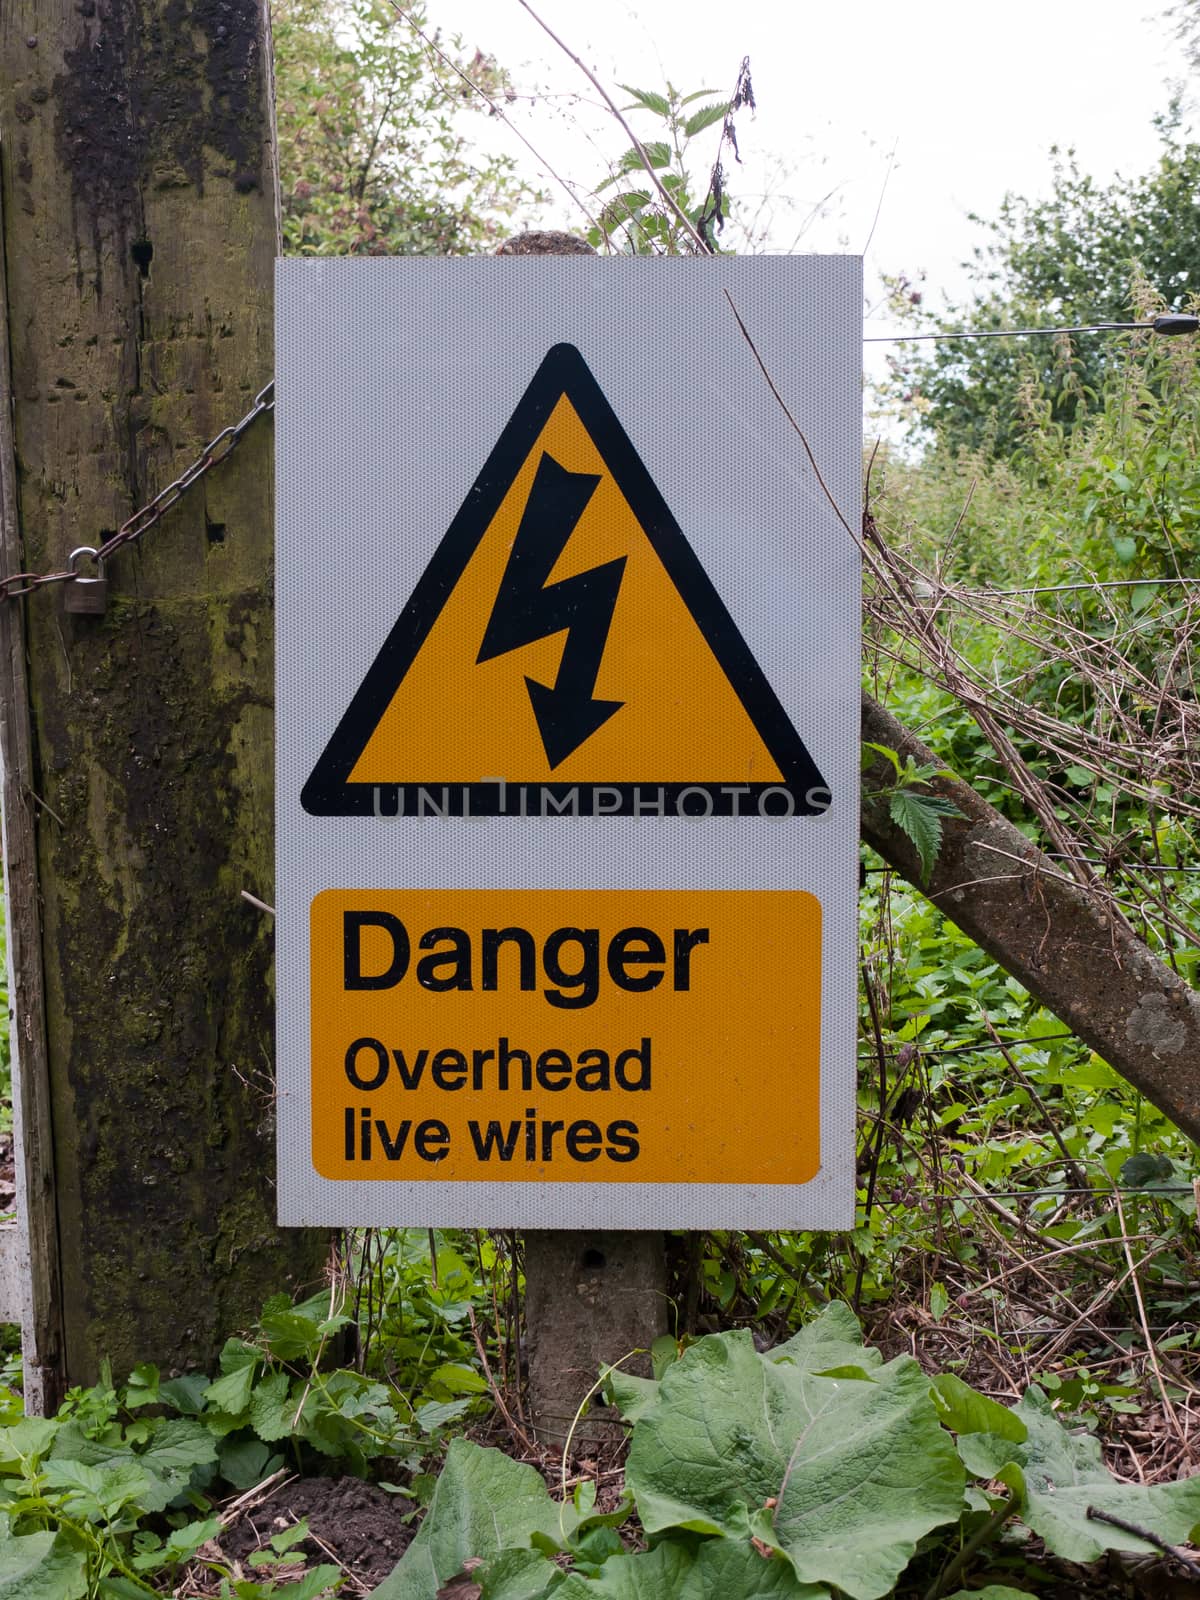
[493,232,670,1449]
[0,0,327,1387]
[0,180,66,1414]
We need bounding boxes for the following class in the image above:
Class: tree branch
[862,692,1200,1142]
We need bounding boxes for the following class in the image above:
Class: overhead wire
[863,314,1199,343]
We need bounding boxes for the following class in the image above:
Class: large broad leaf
[991,1389,1200,1562]
[931,1375,1027,1442]
[769,1304,882,1377]
[369,1438,564,1600]
[627,1331,963,1600]
[553,1539,828,1598]
[0,1529,87,1599]
[956,1431,1023,1481]
[604,1369,659,1425]
[478,1547,564,1599]
[627,1332,791,1537]
[761,1357,965,1599]
[947,1589,1033,1600]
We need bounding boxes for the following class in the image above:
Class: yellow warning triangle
[302,345,828,818]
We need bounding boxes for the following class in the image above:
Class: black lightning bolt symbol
[477,452,627,769]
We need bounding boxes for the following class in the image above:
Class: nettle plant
[587,66,753,255]
[371,1305,1200,1600]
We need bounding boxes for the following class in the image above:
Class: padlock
[65,547,108,616]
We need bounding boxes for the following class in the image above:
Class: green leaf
[249,1371,297,1442]
[862,742,902,778]
[946,1589,1035,1600]
[368,1438,564,1600]
[0,1417,58,1467]
[0,1530,87,1600]
[269,1519,311,1556]
[617,84,670,117]
[554,1538,828,1597]
[120,1418,222,1512]
[606,144,670,182]
[1119,1151,1174,1187]
[43,1457,151,1518]
[1003,1388,1200,1562]
[929,1283,949,1322]
[158,1374,210,1415]
[428,1363,489,1396]
[163,1515,223,1562]
[260,1309,323,1362]
[931,1374,1027,1442]
[264,1565,343,1600]
[122,1364,160,1408]
[650,1336,682,1380]
[638,140,671,170]
[683,102,729,138]
[99,1580,155,1600]
[605,1369,658,1424]
[205,1362,258,1417]
[627,1331,963,1600]
[955,1430,1023,1481]
[44,1421,206,1517]
[771,1303,882,1376]
[218,1436,276,1491]
[888,790,950,880]
[1111,533,1137,563]
[1130,582,1157,614]
[414,1398,474,1433]
[478,1547,563,1599]
[597,192,652,227]
[218,1337,261,1375]
[763,1358,966,1598]
[141,1417,219,1474]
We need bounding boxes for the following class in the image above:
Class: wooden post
[0,0,327,1385]
[0,181,65,1414]
[522,1230,667,1448]
[494,232,670,1448]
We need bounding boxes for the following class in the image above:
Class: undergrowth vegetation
[374,1305,1200,1600]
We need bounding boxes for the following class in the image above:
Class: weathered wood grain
[0,0,326,1382]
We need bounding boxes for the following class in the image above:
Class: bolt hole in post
[581,1247,606,1271]
[130,239,153,279]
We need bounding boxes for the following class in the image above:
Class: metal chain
[0,381,275,601]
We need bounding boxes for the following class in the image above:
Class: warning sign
[275,255,861,1231]
[302,344,829,818]
[311,890,820,1185]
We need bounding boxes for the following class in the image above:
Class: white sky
[432,0,1184,337]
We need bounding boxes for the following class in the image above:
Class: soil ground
[207,1474,416,1594]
